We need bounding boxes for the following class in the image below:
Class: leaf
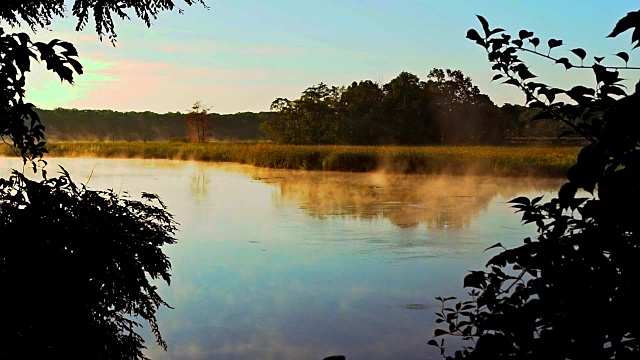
[607,10,640,38]
[427,339,438,346]
[161,272,171,285]
[539,87,564,103]
[490,28,505,35]
[434,329,448,337]
[508,196,530,206]
[634,27,640,49]
[529,37,540,48]
[491,74,503,82]
[67,58,84,75]
[512,39,523,47]
[565,85,595,104]
[567,85,595,97]
[592,64,606,83]
[466,29,482,42]
[601,85,627,97]
[558,182,577,208]
[594,56,605,63]
[492,63,506,72]
[55,65,74,84]
[464,271,486,289]
[517,67,536,80]
[548,38,563,49]
[593,64,621,85]
[476,14,490,38]
[555,57,572,70]
[484,242,504,251]
[518,30,534,39]
[615,51,629,64]
[531,195,544,206]
[570,48,586,60]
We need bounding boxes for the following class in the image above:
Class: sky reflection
[0,157,566,360]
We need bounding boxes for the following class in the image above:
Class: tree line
[34,75,577,144]
[260,68,576,145]
[36,108,275,142]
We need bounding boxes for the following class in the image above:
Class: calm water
[0,157,565,360]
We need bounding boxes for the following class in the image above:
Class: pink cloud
[66,58,289,113]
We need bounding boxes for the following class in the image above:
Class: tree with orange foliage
[185,101,215,142]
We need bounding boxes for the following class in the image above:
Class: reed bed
[1,142,581,177]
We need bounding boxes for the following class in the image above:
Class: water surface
[0,157,566,360]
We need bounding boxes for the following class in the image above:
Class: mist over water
[0,157,566,360]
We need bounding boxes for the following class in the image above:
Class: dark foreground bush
[431,10,640,360]
[0,168,177,359]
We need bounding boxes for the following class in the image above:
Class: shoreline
[0,142,579,178]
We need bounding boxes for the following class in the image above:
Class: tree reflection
[255,171,563,230]
[190,170,209,201]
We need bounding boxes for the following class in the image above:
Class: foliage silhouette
[0,27,82,171]
[260,69,506,145]
[1,0,207,43]
[431,10,640,360]
[0,0,205,358]
[0,168,177,359]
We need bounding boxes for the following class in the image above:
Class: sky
[14,0,640,114]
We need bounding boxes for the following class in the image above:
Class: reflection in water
[190,170,209,201]
[263,172,562,230]
[0,157,567,360]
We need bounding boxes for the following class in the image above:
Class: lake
[0,157,566,360]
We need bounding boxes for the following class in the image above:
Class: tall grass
[0,142,580,177]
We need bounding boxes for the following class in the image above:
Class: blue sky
[19,0,640,114]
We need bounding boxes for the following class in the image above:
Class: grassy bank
[1,142,580,177]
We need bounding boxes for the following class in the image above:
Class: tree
[431,11,640,360]
[0,0,205,359]
[297,82,342,144]
[339,80,385,144]
[260,83,342,145]
[185,100,215,142]
[380,71,429,144]
[260,70,503,146]
[425,68,502,144]
[260,97,297,143]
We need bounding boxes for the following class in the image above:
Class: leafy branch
[431,10,640,359]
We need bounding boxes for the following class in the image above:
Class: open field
[1,142,581,177]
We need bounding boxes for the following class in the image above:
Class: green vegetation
[260,69,572,146]
[34,100,570,145]
[0,142,580,177]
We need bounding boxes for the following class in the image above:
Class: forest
[37,69,577,145]
[37,107,275,141]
